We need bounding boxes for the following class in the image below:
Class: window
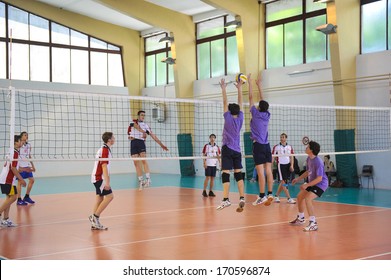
[361,0,390,53]
[265,0,328,68]
[0,1,124,86]
[145,33,173,87]
[196,15,239,79]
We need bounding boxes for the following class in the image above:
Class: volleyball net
[1,86,390,163]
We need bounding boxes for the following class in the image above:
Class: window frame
[144,32,172,87]
[195,15,237,80]
[265,0,328,68]
[0,1,125,86]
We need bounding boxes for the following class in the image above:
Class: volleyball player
[216,78,245,212]
[289,140,328,231]
[248,73,274,206]
[273,133,296,204]
[128,110,168,190]
[0,135,26,227]
[16,131,36,205]
[89,132,115,230]
[202,133,221,197]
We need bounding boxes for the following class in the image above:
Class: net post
[8,86,15,158]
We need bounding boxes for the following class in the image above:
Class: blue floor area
[28,173,391,208]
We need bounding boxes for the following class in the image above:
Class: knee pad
[234,172,243,182]
[222,172,230,183]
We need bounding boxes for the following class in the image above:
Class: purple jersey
[250,105,270,144]
[306,156,329,191]
[222,111,244,153]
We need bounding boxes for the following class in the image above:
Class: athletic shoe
[23,196,35,204]
[208,190,216,197]
[252,196,266,205]
[144,178,151,188]
[264,195,274,206]
[91,223,108,230]
[236,198,245,213]
[249,178,256,183]
[202,190,208,197]
[303,221,318,232]
[1,219,18,227]
[216,200,231,210]
[89,214,99,228]
[138,180,144,191]
[17,199,28,206]
[289,216,305,225]
[287,198,296,204]
[274,196,280,203]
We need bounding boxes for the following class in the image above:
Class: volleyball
[235,73,247,84]
[302,136,310,145]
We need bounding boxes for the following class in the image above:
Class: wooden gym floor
[0,175,390,260]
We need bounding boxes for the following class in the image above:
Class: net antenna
[8,28,15,159]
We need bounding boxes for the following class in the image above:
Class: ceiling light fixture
[313,0,334,3]
[316,23,337,34]
[224,20,241,28]
[161,57,176,65]
[259,0,280,4]
[158,36,174,43]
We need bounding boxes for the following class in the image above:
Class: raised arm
[220,78,228,113]
[247,73,253,107]
[234,79,244,110]
[255,72,264,101]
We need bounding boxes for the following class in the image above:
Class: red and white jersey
[202,143,221,167]
[91,144,112,183]
[19,142,32,168]
[128,120,152,141]
[272,143,294,165]
[0,149,19,185]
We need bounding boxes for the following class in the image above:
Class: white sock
[298,212,305,219]
[138,176,143,181]
[309,216,316,222]
[146,173,150,179]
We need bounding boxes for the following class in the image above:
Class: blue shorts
[131,139,146,155]
[252,142,272,165]
[221,145,242,170]
[19,171,34,179]
[93,180,113,197]
[205,166,217,177]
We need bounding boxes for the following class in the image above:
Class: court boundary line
[357,252,391,260]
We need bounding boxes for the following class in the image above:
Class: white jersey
[0,149,19,185]
[19,142,32,168]
[91,144,112,183]
[202,143,221,167]
[272,143,294,165]
[128,120,152,141]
